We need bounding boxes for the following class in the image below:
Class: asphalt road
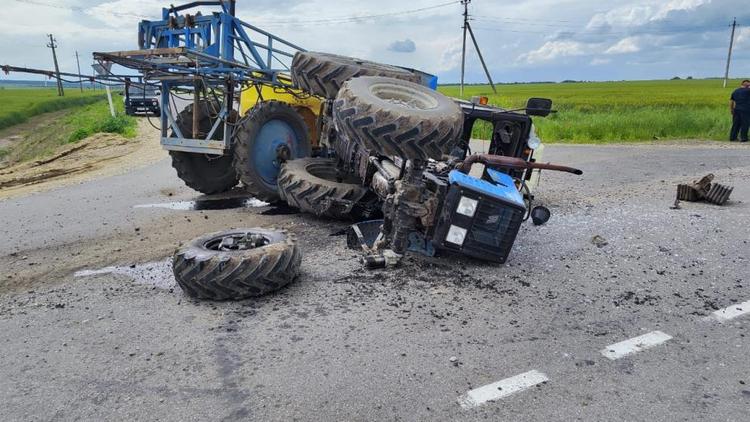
[1,142,749,421]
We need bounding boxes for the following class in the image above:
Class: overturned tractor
[96,1,581,299]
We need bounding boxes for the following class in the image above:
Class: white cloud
[587,6,653,29]
[517,41,587,64]
[586,0,709,29]
[86,1,176,28]
[1,0,749,84]
[436,38,463,71]
[605,37,641,54]
[737,27,750,46]
[652,0,709,20]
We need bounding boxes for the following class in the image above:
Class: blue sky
[1,0,749,83]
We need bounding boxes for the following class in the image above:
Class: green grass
[439,79,740,143]
[0,88,106,131]
[1,91,137,165]
[66,101,137,143]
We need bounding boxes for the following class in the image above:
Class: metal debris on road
[675,173,733,206]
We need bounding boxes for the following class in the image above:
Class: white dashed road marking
[711,300,750,322]
[600,330,672,360]
[458,370,549,409]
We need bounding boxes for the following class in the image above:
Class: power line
[473,14,574,24]
[472,16,583,28]
[13,0,149,19]
[253,1,460,26]
[472,21,732,37]
[472,13,734,36]
[15,0,458,28]
[471,26,547,35]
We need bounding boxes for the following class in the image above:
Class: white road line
[458,370,548,409]
[712,300,750,321]
[600,330,672,360]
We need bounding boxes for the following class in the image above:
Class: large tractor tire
[291,51,421,99]
[277,157,368,219]
[173,228,301,300]
[233,101,312,202]
[333,76,463,161]
[169,100,239,195]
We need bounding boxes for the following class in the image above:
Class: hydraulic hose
[458,154,583,175]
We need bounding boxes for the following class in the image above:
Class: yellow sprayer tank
[239,74,322,145]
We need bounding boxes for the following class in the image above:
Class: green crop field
[0,87,106,130]
[0,88,136,165]
[439,79,742,143]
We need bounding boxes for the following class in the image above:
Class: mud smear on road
[74,258,176,290]
[134,197,269,211]
[260,203,300,215]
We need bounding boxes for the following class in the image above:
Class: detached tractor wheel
[169,100,239,195]
[233,101,311,202]
[173,228,301,300]
[291,51,421,99]
[278,157,368,219]
[333,76,463,161]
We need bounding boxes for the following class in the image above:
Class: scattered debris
[530,206,551,226]
[705,183,733,205]
[591,235,608,248]
[675,173,733,206]
[134,197,268,211]
[74,259,176,290]
[677,174,712,201]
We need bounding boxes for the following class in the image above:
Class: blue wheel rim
[252,119,305,190]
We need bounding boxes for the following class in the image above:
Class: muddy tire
[333,76,463,161]
[173,228,301,300]
[169,100,239,195]
[291,51,421,99]
[233,101,312,202]
[278,158,368,219]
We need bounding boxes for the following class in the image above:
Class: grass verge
[1,98,137,165]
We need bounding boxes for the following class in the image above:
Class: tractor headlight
[445,225,468,245]
[456,196,478,217]
[527,124,542,150]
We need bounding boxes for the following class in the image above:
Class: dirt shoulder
[0,118,165,200]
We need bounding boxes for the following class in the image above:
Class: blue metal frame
[448,169,525,208]
[94,1,306,155]
[136,7,304,83]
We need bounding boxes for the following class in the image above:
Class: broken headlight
[456,196,478,217]
[527,124,542,150]
[445,225,468,245]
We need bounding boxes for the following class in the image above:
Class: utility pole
[723,18,737,88]
[459,0,496,97]
[467,23,497,94]
[75,51,84,92]
[460,0,469,97]
[47,34,64,96]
